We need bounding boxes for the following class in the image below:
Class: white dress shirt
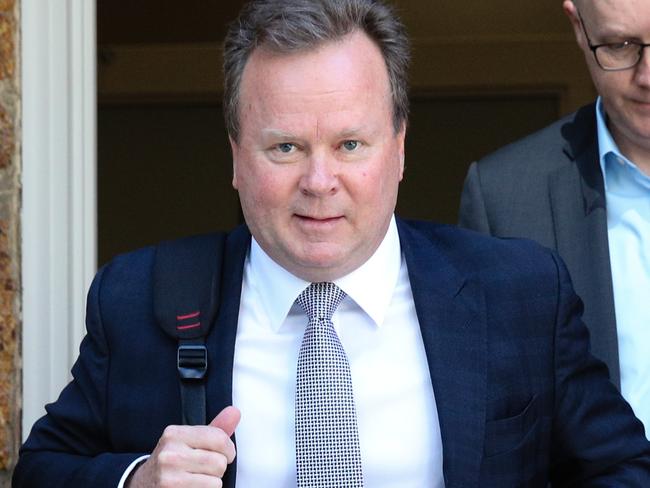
[233,216,444,487]
[596,97,650,437]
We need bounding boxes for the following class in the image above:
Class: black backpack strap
[153,233,226,425]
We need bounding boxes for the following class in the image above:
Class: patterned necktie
[294,282,364,487]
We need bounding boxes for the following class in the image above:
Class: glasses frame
[577,11,650,71]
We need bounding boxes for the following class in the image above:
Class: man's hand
[127,406,241,487]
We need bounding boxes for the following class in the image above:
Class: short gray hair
[223,0,410,141]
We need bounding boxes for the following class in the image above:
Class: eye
[276,142,296,153]
[607,41,633,51]
[341,140,360,151]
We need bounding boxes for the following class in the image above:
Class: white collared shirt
[233,216,444,487]
[596,97,650,437]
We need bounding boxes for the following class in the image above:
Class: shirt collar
[596,96,650,193]
[248,216,402,332]
[335,216,402,328]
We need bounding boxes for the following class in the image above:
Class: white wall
[21,0,97,437]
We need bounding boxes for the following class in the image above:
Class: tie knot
[296,282,346,322]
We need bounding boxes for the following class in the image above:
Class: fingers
[206,406,240,463]
[127,406,240,487]
[159,424,234,457]
[130,459,226,488]
[210,406,241,438]
[156,472,224,488]
[156,446,230,478]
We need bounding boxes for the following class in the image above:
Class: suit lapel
[205,225,250,488]
[551,108,620,384]
[398,220,486,488]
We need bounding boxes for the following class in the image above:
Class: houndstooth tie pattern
[295,282,364,487]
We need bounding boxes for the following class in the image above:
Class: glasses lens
[596,43,641,70]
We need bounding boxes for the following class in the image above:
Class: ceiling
[98,0,572,45]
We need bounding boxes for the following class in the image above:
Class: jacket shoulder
[95,230,232,310]
[401,219,556,277]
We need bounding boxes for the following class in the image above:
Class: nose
[299,151,339,197]
[634,46,650,87]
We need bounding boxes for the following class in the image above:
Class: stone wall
[0,0,21,484]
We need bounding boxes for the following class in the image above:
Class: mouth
[296,214,343,222]
[294,214,345,228]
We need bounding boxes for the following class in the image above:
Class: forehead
[238,31,392,119]
[581,0,650,33]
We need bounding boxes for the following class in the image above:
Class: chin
[295,252,347,278]
[299,254,343,271]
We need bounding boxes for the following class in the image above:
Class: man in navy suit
[459,0,650,438]
[14,0,650,486]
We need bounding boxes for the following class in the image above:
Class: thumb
[209,406,241,437]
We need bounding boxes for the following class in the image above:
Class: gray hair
[223,0,410,141]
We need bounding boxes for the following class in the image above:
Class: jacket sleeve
[458,161,491,234]
[12,265,148,488]
[549,252,650,486]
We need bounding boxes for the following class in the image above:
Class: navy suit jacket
[13,219,650,487]
[459,104,621,385]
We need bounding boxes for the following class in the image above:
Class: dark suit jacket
[458,104,621,386]
[13,219,650,487]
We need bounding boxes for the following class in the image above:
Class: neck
[610,126,650,176]
[618,146,650,177]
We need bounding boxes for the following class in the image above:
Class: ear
[229,135,240,190]
[562,1,588,51]
[396,122,406,181]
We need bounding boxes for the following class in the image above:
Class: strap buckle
[177,345,208,380]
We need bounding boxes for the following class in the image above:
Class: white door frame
[21,0,97,437]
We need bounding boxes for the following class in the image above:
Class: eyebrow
[589,21,643,43]
[598,29,643,42]
[261,129,298,140]
[260,127,370,141]
[336,127,365,139]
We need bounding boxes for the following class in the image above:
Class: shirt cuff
[117,455,150,488]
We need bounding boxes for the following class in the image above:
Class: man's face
[230,31,406,282]
[564,0,650,162]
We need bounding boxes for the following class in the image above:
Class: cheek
[235,163,268,206]
[593,73,628,104]
[244,169,296,211]
[359,165,399,203]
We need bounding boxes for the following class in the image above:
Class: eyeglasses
[577,11,649,71]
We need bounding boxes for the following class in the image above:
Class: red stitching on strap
[177,311,200,320]
[176,322,201,330]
